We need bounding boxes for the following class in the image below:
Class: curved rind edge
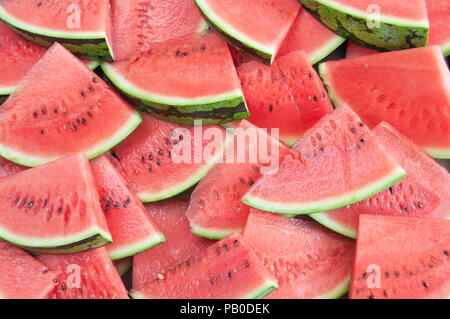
[108,232,166,261]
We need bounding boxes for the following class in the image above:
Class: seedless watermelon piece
[426,0,450,56]
[37,248,129,299]
[242,105,406,215]
[187,121,291,239]
[90,154,165,260]
[0,43,141,167]
[277,9,345,64]
[243,210,355,299]
[0,239,59,299]
[113,113,226,202]
[132,233,278,299]
[298,0,429,51]
[195,0,300,65]
[132,199,213,289]
[0,153,112,253]
[350,215,450,299]
[0,0,114,61]
[113,257,132,277]
[311,122,450,238]
[320,46,450,158]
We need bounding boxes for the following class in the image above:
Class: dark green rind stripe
[299,0,428,52]
[2,22,113,61]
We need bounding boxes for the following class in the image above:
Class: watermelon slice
[320,46,450,159]
[0,43,141,167]
[90,154,165,260]
[132,233,278,299]
[37,248,129,299]
[242,104,406,215]
[243,210,355,299]
[0,239,59,299]
[195,0,300,65]
[0,153,112,253]
[350,215,450,299]
[0,156,25,178]
[113,113,226,202]
[186,121,291,239]
[298,0,429,51]
[235,50,334,146]
[311,122,450,238]
[133,199,214,289]
[113,257,132,277]
[0,0,114,61]
[277,9,345,64]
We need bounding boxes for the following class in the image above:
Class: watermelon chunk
[0,0,114,61]
[37,248,129,299]
[133,199,214,289]
[320,46,450,159]
[311,122,450,238]
[235,50,334,146]
[0,239,59,299]
[242,105,406,215]
[132,233,278,299]
[195,0,300,65]
[113,113,226,202]
[187,120,291,239]
[350,215,450,299]
[0,43,141,167]
[0,153,112,253]
[90,154,165,260]
[243,210,355,299]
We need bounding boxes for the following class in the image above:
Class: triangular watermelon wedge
[350,215,450,299]
[242,105,406,215]
[311,122,450,238]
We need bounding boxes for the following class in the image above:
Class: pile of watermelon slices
[0,0,449,300]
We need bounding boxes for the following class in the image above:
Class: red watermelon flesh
[0,239,59,299]
[242,104,406,215]
[228,45,253,67]
[345,42,377,59]
[37,247,129,299]
[350,215,450,299]
[0,43,141,167]
[320,46,450,159]
[0,153,112,253]
[186,120,291,239]
[132,233,278,299]
[236,50,334,146]
[90,153,165,260]
[311,122,450,238]
[132,199,213,289]
[243,210,355,299]
[0,156,25,178]
[113,113,226,203]
[111,0,204,61]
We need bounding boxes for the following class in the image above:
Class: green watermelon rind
[242,166,406,215]
[0,111,142,167]
[314,274,351,299]
[298,0,429,52]
[0,6,114,61]
[114,258,133,277]
[108,232,166,261]
[442,42,450,57]
[190,223,242,240]
[309,212,357,239]
[308,34,346,65]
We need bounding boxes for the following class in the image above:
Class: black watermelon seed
[141,156,146,163]
[313,96,317,101]
[106,204,110,210]
[33,111,38,118]
[244,262,250,268]
[362,273,367,279]
[388,187,393,194]
[43,199,48,207]
[201,45,206,51]
[80,91,85,97]
[87,111,93,117]
[53,278,58,284]
[228,272,232,278]
[322,92,326,98]
[40,129,44,135]
[41,108,47,115]
[42,268,49,274]
[269,105,273,112]
[234,240,239,247]
[126,198,131,203]
[158,149,163,155]
[54,109,58,114]
[394,272,400,277]
[423,282,429,288]
[176,50,180,56]
[165,139,170,145]
[383,291,388,297]
[88,85,94,91]
[81,118,87,125]
[147,165,152,172]
[210,278,215,285]
[320,146,324,152]
[149,154,153,160]
[156,160,160,166]
[28,201,34,208]
[417,202,423,208]
[37,2,42,7]
[58,207,63,213]
[444,250,449,256]
[114,203,120,208]
[108,199,113,204]
[308,73,312,79]
[360,138,365,144]
[223,244,229,251]
[182,52,187,57]
[92,77,98,83]
[123,203,128,208]
[369,295,375,299]
[351,128,356,133]
[249,179,254,186]
[72,125,77,131]
[14,198,19,204]
[385,272,389,278]
[359,123,364,127]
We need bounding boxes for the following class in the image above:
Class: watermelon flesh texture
[320,46,450,159]
[0,153,112,253]
[0,156,26,178]
[242,104,406,215]
[195,0,300,65]
[0,43,141,167]
[132,199,214,290]
[186,120,291,239]
[37,247,129,299]
[113,113,226,203]
[111,0,204,61]
[132,233,278,299]
[350,215,450,299]
[236,50,334,147]
[90,154,165,260]
[0,239,59,299]
[243,210,355,299]
[311,122,450,238]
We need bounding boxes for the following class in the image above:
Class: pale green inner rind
[0,85,15,96]
[108,232,166,261]
[442,42,450,57]
[308,35,346,65]
[241,166,406,215]
[190,223,242,240]
[424,147,450,160]
[309,212,357,239]
[240,280,279,299]
[314,274,351,299]
[115,259,133,277]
